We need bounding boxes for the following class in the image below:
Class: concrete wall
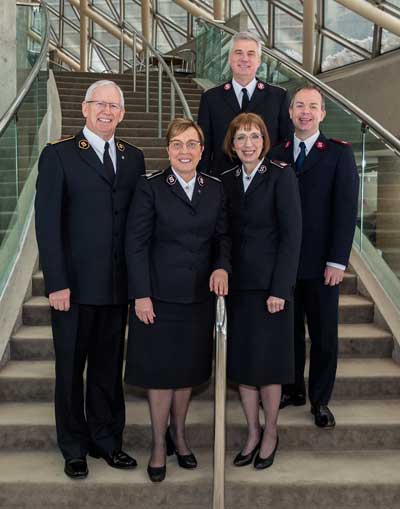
[320,50,400,139]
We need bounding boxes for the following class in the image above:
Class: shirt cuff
[326,262,346,271]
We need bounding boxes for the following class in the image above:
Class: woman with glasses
[124,118,231,482]
[221,113,301,469]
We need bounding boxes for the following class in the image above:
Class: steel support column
[79,0,88,72]
[303,0,315,73]
[214,0,224,21]
[141,0,151,42]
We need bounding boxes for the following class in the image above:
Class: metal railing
[129,27,193,137]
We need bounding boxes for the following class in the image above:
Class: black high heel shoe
[147,463,166,483]
[166,427,197,469]
[254,436,279,470]
[233,437,262,467]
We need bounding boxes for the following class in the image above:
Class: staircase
[0,72,400,508]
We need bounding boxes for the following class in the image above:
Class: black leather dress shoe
[166,427,197,469]
[89,449,137,469]
[279,393,306,409]
[233,437,261,467]
[254,436,279,470]
[64,458,88,479]
[311,404,336,428]
[147,463,166,483]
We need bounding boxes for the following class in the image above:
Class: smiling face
[229,39,261,86]
[82,84,125,141]
[166,127,204,180]
[289,88,326,140]
[232,123,264,172]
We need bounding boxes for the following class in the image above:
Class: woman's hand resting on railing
[266,296,285,313]
[209,269,228,297]
[135,297,156,325]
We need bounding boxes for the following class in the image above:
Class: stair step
[1,358,399,402]
[0,449,399,508]
[10,322,393,361]
[0,399,399,451]
[21,294,374,327]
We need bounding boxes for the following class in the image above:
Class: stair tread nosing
[1,399,400,426]
[1,357,399,379]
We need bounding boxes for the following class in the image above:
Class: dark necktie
[295,141,306,173]
[241,88,249,112]
[103,141,115,183]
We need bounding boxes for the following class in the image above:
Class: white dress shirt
[293,130,345,271]
[232,77,257,108]
[83,126,117,173]
[172,168,196,201]
[242,160,263,192]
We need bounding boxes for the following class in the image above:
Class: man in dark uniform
[197,31,291,176]
[35,80,145,478]
[269,85,359,428]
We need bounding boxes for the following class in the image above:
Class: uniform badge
[166,174,176,186]
[116,141,125,152]
[257,82,265,90]
[197,175,205,187]
[79,139,90,150]
[235,167,241,177]
[258,164,267,174]
[284,140,292,149]
[224,83,232,91]
[316,141,326,150]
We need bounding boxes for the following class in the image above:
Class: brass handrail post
[213,296,227,509]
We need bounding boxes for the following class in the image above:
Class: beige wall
[321,50,400,139]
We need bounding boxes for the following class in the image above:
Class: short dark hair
[290,85,326,110]
[223,113,271,161]
[166,118,204,146]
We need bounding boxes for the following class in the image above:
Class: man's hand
[49,288,71,311]
[266,296,285,314]
[324,266,344,286]
[209,269,228,296]
[135,297,156,325]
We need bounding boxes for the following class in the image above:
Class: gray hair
[84,80,125,108]
[230,31,262,57]
[290,85,326,110]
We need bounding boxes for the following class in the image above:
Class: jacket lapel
[298,133,327,175]
[245,160,269,197]
[221,82,241,115]
[165,167,193,208]
[75,130,113,186]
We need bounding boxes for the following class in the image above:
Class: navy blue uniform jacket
[198,79,291,175]
[35,130,145,305]
[221,159,302,301]
[125,168,231,304]
[269,133,359,279]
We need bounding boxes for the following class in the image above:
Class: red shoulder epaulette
[330,138,351,146]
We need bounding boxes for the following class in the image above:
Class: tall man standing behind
[35,80,145,478]
[198,31,291,176]
[269,86,359,428]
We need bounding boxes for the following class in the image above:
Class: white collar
[171,167,196,190]
[83,126,115,152]
[242,159,263,191]
[293,130,320,155]
[232,77,258,100]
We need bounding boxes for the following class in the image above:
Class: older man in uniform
[269,85,359,428]
[35,80,145,478]
[198,31,291,176]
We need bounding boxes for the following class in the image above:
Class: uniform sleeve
[125,177,155,299]
[197,92,213,172]
[270,167,302,301]
[328,145,359,265]
[212,185,232,274]
[278,89,293,145]
[34,145,69,294]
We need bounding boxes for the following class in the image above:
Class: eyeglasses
[234,133,263,144]
[169,140,202,151]
[86,101,123,112]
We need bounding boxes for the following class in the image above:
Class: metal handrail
[196,17,400,154]
[0,0,50,135]
[128,23,193,121]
